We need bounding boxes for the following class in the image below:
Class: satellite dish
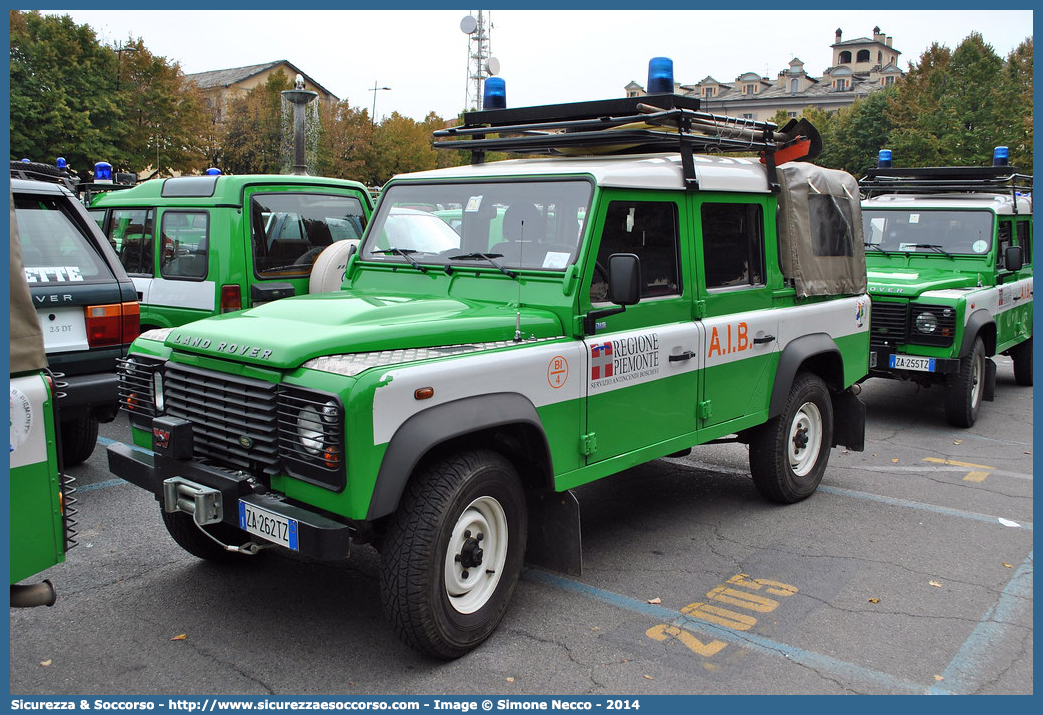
[486,57,500,76]
[460,15,478,34]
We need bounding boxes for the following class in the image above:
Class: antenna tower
[463,11,492,111]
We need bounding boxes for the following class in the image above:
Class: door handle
[669,351,697,362]
[753,335,776,345]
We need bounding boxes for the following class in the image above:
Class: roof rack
[860,165,1033,210]
[432,94,822,192]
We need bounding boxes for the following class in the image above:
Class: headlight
[296,404,325,454]
[915,311,938,334]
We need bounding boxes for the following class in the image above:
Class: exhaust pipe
[10,580,57,608]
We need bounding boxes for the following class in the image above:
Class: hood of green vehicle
[866,266,977,298]
[164,292,563,369]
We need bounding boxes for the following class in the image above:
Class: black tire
[60,415,99,467]
[945,336,985,428]
[160,508,250,563]
[749,372,833,503]
[1012,337,1032,387]
[379,449,527,659]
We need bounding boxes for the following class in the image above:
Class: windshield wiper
[377,247,428,273]
[906,243,954,260]
[864,242,891,257]
[449,252,518,279]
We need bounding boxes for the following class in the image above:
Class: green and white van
[89,174,373,331]
[9,193,75,607]
[107,94,869,657]
[861,151,1032,426]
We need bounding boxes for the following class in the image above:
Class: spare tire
[11,160,62,179]
[309,240,358,294]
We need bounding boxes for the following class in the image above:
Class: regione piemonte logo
[590,342,614,380]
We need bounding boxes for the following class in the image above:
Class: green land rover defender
[108,93,869,657]
[861,149,1032,427]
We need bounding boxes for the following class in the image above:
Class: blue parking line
[525,568,928,694]
[820,485,1033,531]
[928,552,1034,695]
[76,478,127,492]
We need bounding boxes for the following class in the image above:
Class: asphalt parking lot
[10,356,1032,696]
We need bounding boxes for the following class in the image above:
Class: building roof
[185,60,338,100]
[693,72,877,107]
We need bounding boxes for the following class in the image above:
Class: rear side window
[251,193,368,278]
[160,211,209,280]
[702,203,766,289]
[108,208,155,276]
[14,194,111,283]
[808,194,856,257]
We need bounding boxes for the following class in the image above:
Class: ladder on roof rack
[432,94,822,192]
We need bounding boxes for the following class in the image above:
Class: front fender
[366,392,552,520]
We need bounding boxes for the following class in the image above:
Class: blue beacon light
[94,161,113,183]
[483,77,506,110]
[877,149,892,168]
[993,146,1009,167]
[205,167,222,175]
[647,57,674,94]
[56,157,67,169]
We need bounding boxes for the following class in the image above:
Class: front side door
[583,193,701,464]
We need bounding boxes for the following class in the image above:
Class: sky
[38,8,1036,122]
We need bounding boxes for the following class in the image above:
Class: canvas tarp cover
[10,192,47,374]
[776,162,867,297]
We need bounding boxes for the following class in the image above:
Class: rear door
[693,195,779,429]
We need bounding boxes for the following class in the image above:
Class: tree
[10,11,124,174]
[315,100,375,182]
[998,38,1033,170]
[117,40,210,176]
[220,71,293,174]
[885,33,1026,168]
[820,88,896,177]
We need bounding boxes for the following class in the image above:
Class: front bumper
[107,442,353,560]
[869,345,960,378]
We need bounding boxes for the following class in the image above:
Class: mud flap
[525,489,582,577]
[983,358,996,402]
[831,388,866,452]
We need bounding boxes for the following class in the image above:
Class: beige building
[626,27,903,122]
[186,60,339,124]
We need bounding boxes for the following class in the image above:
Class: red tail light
[85,301,140,347]
[122,301,140,342]
[221,284,242,313]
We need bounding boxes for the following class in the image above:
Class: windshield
[360,180,593,271]
[862,209,995,255]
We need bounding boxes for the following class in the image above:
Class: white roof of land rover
[394,152,774,194]
[863,192,1033,215]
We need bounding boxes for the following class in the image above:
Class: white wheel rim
[443,496,509,614]
[970,352,983,407]
[789,401,823,477]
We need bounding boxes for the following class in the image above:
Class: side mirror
[585,253,641,334]
[607,253,641,306]
[1004,245,1024,272]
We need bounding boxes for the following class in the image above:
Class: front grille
[163,363,280,476]
[870,300,908,344]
